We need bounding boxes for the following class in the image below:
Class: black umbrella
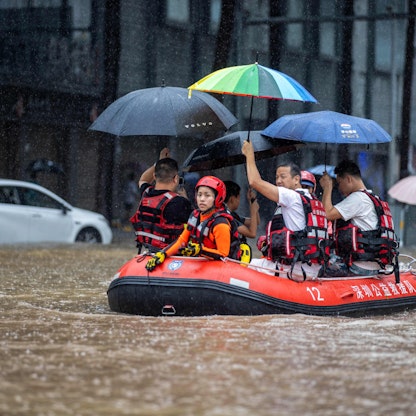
[26,159,65,175]
[88,85,238,137]
[182,130,303,172]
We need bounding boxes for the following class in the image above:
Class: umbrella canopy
[89,86,238,137]
[182,130,303,172]
[188,62,317,140]
[188,63,318,102]
[388,176,416,205]
[262,111,392,144]
[307,164,336,178]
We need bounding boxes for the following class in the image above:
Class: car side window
[17,187,62,209]
[0,188,8,203]
[0,186,21,204]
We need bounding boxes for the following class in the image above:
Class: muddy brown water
[1,242,416,415]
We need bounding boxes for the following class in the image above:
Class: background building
[1,0,415,243]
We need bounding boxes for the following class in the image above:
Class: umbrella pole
[247,96,254,142]
[324,143,327,171]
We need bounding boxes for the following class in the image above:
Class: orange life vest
[186,208,241,259]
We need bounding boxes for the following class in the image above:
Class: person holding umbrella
[224,180,260,240]
[242,140,329,281]
[320,160,399,276]
[224,180,260,264]
[130,148,192,253]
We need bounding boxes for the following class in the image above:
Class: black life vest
[130,187,185,251]
[334,190,399,267]
[186,208,242,260]
[266,190,330,266]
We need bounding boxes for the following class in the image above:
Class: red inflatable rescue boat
[107,254,416,317]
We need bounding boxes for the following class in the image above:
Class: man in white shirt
[320,159,380,275]
[242,140,326,280]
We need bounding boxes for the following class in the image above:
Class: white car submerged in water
[0,179,113,244]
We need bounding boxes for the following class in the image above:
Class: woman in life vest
[146,176,233,271]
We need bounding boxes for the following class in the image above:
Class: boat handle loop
[162,304,176,315]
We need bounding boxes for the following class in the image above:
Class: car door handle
[32,214,42,218]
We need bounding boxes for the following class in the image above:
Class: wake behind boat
[107,254,416,317]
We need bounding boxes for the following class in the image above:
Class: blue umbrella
[262,110,391,167]
[307,164,336,178]
[262,111,392,144]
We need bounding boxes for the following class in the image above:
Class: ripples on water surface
[1,244,416,415]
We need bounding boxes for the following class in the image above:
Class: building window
[0,0,91,27]
[166,0,190,24]
[319,0,336,57]
[374,0,406,71]
[286,0,303,50]
[210,0,221,33]
[0,0,95,86]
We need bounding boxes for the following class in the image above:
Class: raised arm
[238,198,259,238]
[320,173,342,221]
[139,147,170,187]
[242,140,279,203]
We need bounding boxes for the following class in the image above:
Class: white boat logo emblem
[169,260,183,271]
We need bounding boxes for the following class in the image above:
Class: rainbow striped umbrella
[188,63,317,139]
[189,63,317,102]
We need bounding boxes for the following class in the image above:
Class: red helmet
[195,176,226,208]
[301,170,316,191]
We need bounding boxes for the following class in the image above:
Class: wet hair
[334,160,361,178]
[154,158,178,183]
[276,161,301,179]
[224,180,241,203]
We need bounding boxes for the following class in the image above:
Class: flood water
[1,240,416,416]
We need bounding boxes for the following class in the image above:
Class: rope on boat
[219,256,416,282]
[136,250,416,279]
[218,256,378,281]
